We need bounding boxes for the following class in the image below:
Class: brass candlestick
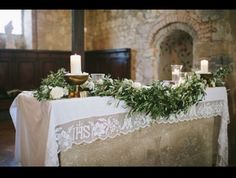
[64,74,89,97]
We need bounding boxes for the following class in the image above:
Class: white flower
[210,80,216,88]
[165,90,170,96]
[87,81,95,90]
[50,86,65,99]
[63,87,69,96]
[80,80,95,90]
[142,85,151,89]
[123,78,129,83]
[97,79,104,85]
[171,83,178,89]
[109,79,113,84]
[123,78,133,85]
[178,78,185,85]
[132,82,142,89]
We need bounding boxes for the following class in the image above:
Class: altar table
[9,87,229,166]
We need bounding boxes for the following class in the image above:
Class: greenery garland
[33,66,231,120]
[90,74,206,119]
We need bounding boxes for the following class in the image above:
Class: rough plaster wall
[37,10,71,51]
[85,10,199,83]
[85,10,159,82]
[197,12,236,165]
[85,9,236,164]
[85,10,233,81]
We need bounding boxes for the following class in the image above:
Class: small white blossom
[178,78,185,84]
[132,82,142,89]
[63,87,69,96]
[109,79,113,84]
[142,85,151,89]
[80,80,95,90]
[50,86,65,99]
[123,78,129,83]
[87,81,95,90]
[123,78,133,85]
[210,80,216,88]
[171,83,178,89]
[165,90,170,96]
[97,79,104,85]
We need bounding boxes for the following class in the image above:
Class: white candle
[172,68,181,83]
[70,54,82,74]
[200,59,208,73]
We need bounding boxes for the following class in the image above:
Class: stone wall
[85,10,234,83]
[85,10,236,164]
[36,10,71,51]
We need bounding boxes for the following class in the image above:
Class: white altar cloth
[9,87,229,166]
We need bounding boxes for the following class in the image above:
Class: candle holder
[64,74,89,97]
[91,73,105,81]
[171,65,183,84]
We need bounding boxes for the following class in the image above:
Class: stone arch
[151,22,198,48]
[147,13,213,80]
[148,13,212,46]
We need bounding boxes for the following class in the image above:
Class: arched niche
[158,30,193,80]
[150,22,198,80]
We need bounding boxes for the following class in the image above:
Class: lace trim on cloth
[53,99,228,166]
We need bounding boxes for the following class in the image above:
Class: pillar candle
[200,59,208,73]
[70,54,82,74]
